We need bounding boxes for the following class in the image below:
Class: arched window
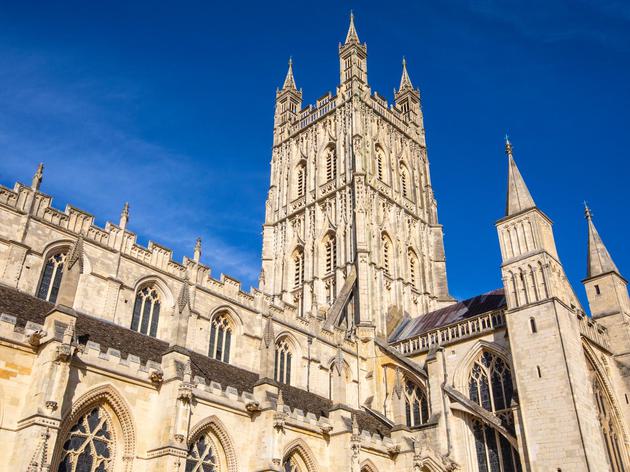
[282,451,308,472]
[37,251,67,302]
[293,248,304,288]
[376,147,385,182]
[400,165,410,199]
[468,350,521,472]
[296,163,306,198]
[209,312,232,364]
[324,233,336,275]
[382,234,392,276]
[186,432,219,472]
[325,147,336,182]
[404,380,429,427]
[408,248,419,289]
[275,338,293,385]
[57,406,114,472]
[130,285,161,337]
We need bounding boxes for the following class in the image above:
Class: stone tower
[260,14,450,337]
[496,139,611,471]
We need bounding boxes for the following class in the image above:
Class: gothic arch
[275,331,303,361]
[52,383,136,472]
[188,415,238,472]
[132,275,174,308]
[283,438,319,472]
[326,354,352,382]
[360,458,378,472]
[208,304,243,335]
[452,340,512,391]
[41,239,92,274]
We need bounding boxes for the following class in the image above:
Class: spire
[281,57,297,91]
[31,162,43,191]
[119,202,129,230]
[585,204,620,278]
[344,11,360,44]
[399,57,413,91]
[505,136,536,216]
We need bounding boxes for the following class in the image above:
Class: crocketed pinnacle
[344,11,360,44]
[505,137,536,216]
[282,57,297,90]
[399,57,413,91]
[585,204,620,278]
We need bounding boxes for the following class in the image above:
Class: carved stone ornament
[28,329,47,347]
[149,369,164,385]
[55,344,73,363]
[177,384,193,404]
[273,411,286,431]
[245,400,261,413]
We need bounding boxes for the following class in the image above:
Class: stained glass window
[130,286,161,337]
[185,433,218,472]
[38,252,67,303]
[57,407,114,472]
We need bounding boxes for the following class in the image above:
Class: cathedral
[0,14,628,472]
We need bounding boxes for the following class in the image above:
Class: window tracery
[296,163,306,198]
[38,251,67,303]
[324,234,336,275]
[57,407,114,472]
[408,248,419,289]
[376,148,385,182]
[293,248,304,288]
[400,165,410,199]
[209,312,232,364]
[382,234,392,276]
[467,350,521,472]
[325,147,336,182]
[186,432,219,472]
[404,380,429,427]
[275,338,293,385]
[130,285,161,337]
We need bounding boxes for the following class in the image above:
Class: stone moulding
[187,415,238,472]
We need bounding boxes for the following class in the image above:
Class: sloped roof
[0,284,391,437]
[389,289,506,343]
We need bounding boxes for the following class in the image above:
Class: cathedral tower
[496,139,611,471]
[260,14,450,337]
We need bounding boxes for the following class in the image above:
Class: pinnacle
[281,57,297,90]
[399,57,413,91]
[504,138,536,216]
[585,205,620,279]
[344,11,360,44]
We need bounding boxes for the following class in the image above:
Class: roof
[0,284,391,437]
[389,289,506,343]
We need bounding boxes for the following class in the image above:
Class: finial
[399,56,413,91]
[505,134,513,158]
[584,201,592,220]
[193,237,202,263]
[119,202,130,230]
[344,10,360,44]
[277,389,285,407]
[31,162,44,191]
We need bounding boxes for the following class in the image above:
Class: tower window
[400,165,410,199]
[296,164,306,198]
[376,149,385,182]
[595,285,601,295]
[408,248,419,289]
[382,234,392,276]
[208,312,232,363]
[530,317,537,333]
[325,147,336,182]
[130,285,161,337]
[324,234,336,275]
[537,366,542,378]
[37,251,67,303]
[293,248,304,287]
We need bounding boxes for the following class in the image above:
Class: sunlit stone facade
[0,14,628,472]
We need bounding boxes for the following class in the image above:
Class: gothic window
[185,432,219,472]
[293,248,304,288]
[130,285,161,337]
[37,251,67,303]
[274,338,293,385]
[468,350,521,472]
[282,452,308,472]
[408,248,419,289]
[325,147,336,182]
[404,380,429,427]
[208,312,232,364]
[400,165,410,199]
[324,233,337,275]
[57,407,114,472]
[296,163,306,198]
[325,278,336,305]
[376,148,385,182]
[382,234,392,276]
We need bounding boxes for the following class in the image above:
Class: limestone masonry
[0,13,628,472]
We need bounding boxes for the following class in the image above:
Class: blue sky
[1,1,628,307]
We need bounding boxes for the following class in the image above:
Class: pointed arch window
[408,248,419,289]
[376,148,385,182]
[400,165,410,199]
[404,380,429,427]
[186,432,219,472]
[275,338,293,385]
[296,163,306,198]
[382,234,392,276]
[325,147,336,182]
[293,248,304,288]
[282,451,307,472]
[209,312,232,364]
[57,406,114,472]
[130,285,161,337]
[468,350,521,472]
[37,251,67,303]
[324,233,337,275]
